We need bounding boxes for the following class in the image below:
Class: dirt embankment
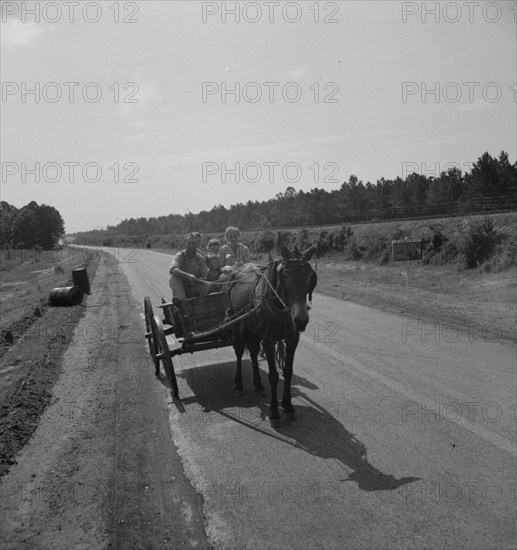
[0,251,208,550]
[0,248,100,477]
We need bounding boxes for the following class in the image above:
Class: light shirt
[170,250,208,279]
[219,242,250,266]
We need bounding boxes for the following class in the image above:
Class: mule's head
[276,233,317,332]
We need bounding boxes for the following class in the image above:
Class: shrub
[488,239,516,272]
[332,225,353,251]
[344,238,363,260]
[255,230,275,253]
[296,228,310,250]
[362,232,389,262]
[442,241,460,263]
[379,247,391,265]
[391,228,405,241]
[461,217,501,269]
[314,229,331,254]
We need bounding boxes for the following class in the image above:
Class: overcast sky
[1,1,515,233]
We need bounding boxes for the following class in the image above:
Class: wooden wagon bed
[144,292,259,398]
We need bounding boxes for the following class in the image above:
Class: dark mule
[228,233,317,427]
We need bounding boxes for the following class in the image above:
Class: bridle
[255,258,317,317]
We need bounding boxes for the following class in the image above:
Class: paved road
[119,248,516,550]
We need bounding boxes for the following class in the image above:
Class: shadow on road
[177,359,420,492]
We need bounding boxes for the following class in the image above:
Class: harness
[185,259,316,340]
[253,259,316,322]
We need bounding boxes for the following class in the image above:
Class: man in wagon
[169,232,208,302]
[192,231,204,255]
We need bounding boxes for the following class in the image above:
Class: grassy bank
[73,212,517,272]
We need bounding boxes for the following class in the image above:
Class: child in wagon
[205,238,222,292]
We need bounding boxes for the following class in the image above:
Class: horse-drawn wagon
[143,234,317,426]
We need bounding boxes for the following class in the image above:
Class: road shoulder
[0,252,209,550]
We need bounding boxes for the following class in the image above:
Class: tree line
[85,150,515,239]
[0,201,65,249]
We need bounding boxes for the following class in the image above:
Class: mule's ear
[308,271,318,302]
[301,245,316,262]
[268,248,274,262]
[293,245,301,259]
[278,232,291,260]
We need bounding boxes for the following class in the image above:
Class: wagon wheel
[144,296,159,375]
[153,315,179,399]
[275,339,286,375]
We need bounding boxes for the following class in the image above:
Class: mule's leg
[233,338,245,396]
[247,335,265,396]
[282,332,300,420]
[263,338,280,426]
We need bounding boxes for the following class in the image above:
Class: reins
[200,258,314,316]
[256,261,287,311]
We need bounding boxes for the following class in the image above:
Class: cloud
[308,130,392,144]
[457,100,493,113]
[1,20,45,49]
[154,140,301,171]
[114,69,161,128]
[456,99,494,113]
[309,134,351,144]
[289,68,308,80]
[125,134,147,142]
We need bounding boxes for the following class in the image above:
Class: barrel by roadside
[49,286,84,307]
[72,267,91,295]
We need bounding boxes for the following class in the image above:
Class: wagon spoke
[153,315,179,399]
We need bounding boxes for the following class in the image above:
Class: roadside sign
[392,240,423,262]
